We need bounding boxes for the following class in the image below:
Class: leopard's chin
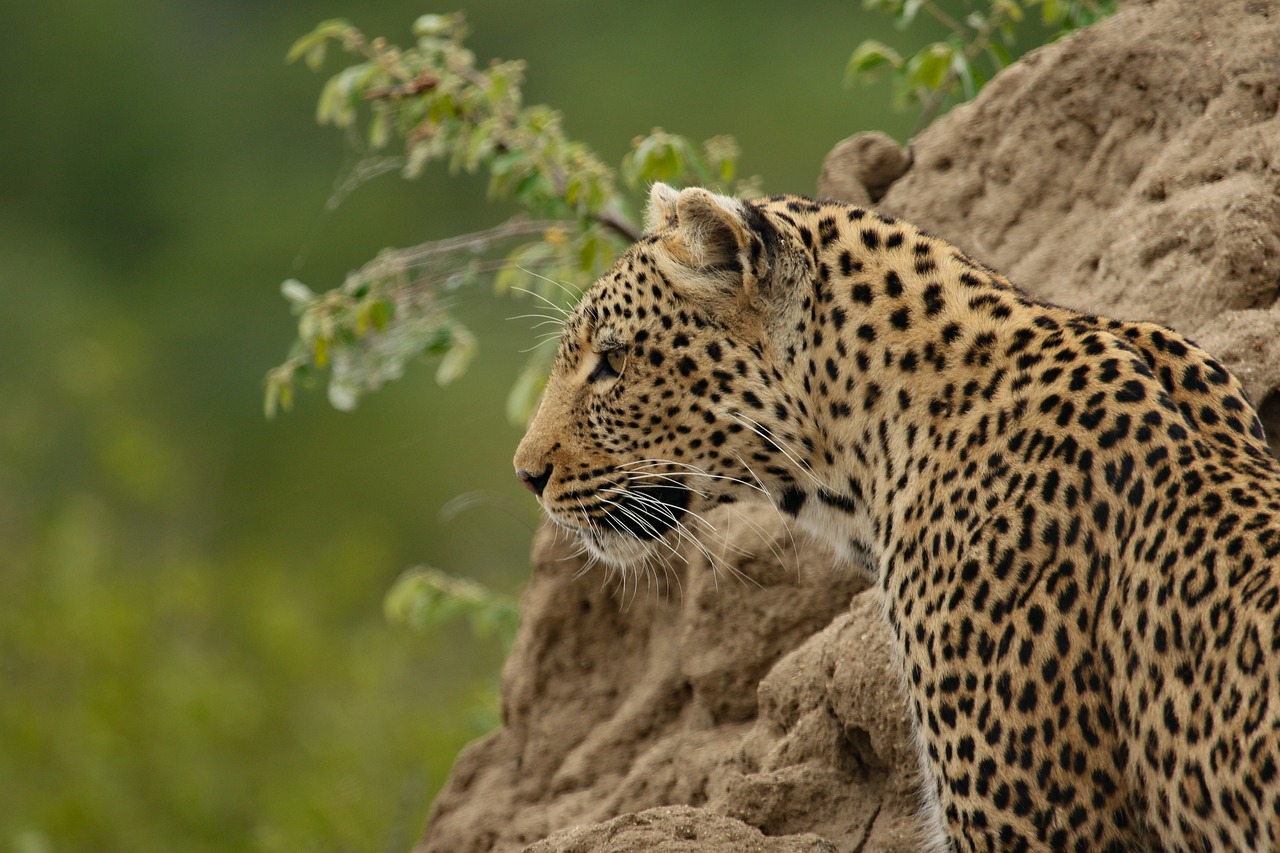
[580,527,660,570]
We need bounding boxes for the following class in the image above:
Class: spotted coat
[514,184,1280,852]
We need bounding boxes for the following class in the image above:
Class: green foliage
[271,6,1122,424]
[0,484,492,853]
[846,0,1117,131]
[267,14,749,424]
[385,567,519,651]
[383,567,519,731]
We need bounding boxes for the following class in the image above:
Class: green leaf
[286,20,352,69]
[905,42,956,93]
[489,149,525,178]
[506,355,550,425]
[327,380,357,411]
[316,74,343,125]
[264,379,281,420]
[513,171,553,206]
[622,130,696,186]
[955,53,977,100]
[900,0,924,28]
[411,13,461,39]
[281,279,314,306]
[845,40,905,85]
[997,0,1026,23]
[303,44,326,72]
[384,566,518,650]
[435,327,476,385]
[277,380,294,413]
[316,65,374,128]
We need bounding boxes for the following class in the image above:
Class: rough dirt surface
[419,1,1280,849]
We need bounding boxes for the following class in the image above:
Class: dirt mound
[419,1,1280,849]
[419,505,902,852]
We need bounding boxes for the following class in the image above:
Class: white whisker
[730,412,828,492]
[507,313,569,329]
[729,449,803,572]
[607,486,760,589]
[511,285,573,318]
[516,267,587,304]
[618,459,769,496]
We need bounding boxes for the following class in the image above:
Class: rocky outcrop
[421,1,1280,849]
[419,506,917,852]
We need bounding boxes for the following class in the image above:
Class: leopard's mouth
[557,481,693,569]
[604,482,691,540]
[579,528,658,568]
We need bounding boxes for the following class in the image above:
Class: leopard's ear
[645,182,681,233]
[650,185,778,314]
[671,186,753,271]
[647,184,754,268]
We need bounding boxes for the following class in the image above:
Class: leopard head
[513,184,813,569]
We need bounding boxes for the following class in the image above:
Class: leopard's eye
[588,347,626,383]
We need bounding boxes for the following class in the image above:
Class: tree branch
[590,206,641,243]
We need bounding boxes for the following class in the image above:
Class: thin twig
[921,1,966,35]
[363,73,438,100]
[385,217,567,265]
[591,206,641,243]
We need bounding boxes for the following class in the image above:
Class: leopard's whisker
[729,412,829,492]
[730,450,803,572]
[611,488,759,589]
[513,268,586,305]
[603,487,755,565]
[618,459,769,495]
[510,284,573,318]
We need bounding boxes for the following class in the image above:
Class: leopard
[513,182,1280,852]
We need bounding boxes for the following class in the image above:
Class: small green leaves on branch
[384,566,519,651]
[844,40,905,85]
[297,13,622,229]
[269,13,749,422]
[265,217,563,417]
[846,0,1117,133]
[622,131,743,190]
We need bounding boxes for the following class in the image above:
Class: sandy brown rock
[420,505,872,853]
[709,594,927,852]
[524,805,837,853]
[421,1,1280,850]
[816,132,911,206]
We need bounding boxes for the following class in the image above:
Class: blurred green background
[0,1,918,850]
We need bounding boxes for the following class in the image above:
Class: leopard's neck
[758,206,1057,570]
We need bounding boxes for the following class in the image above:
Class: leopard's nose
[516,465,553,497]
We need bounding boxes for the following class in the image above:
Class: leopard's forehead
[589,237,668,308]
[560,238,676,346]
